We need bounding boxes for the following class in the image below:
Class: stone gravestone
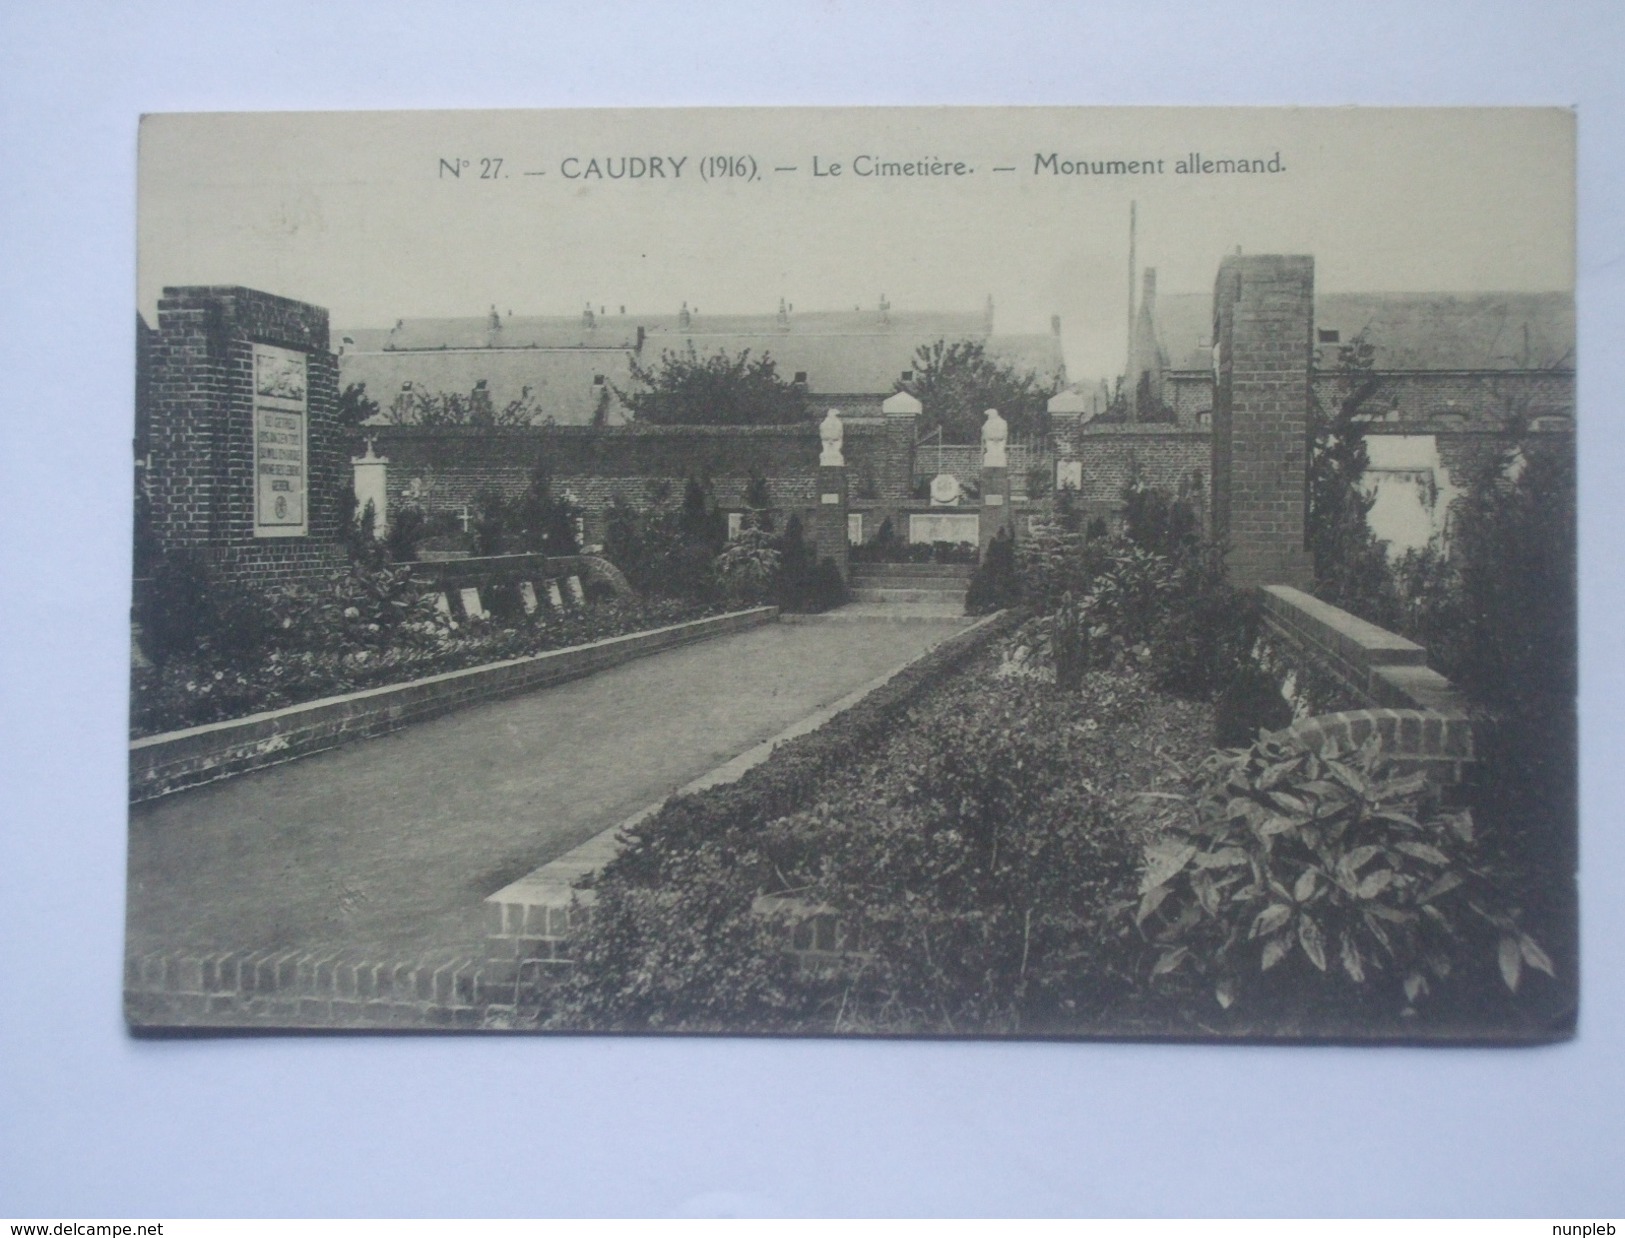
[433,592,453,620]
[140,286,346,589]
[566,575,587,607]
[547,580,566,613]
[459,587,487,621]
[519,580,539,616]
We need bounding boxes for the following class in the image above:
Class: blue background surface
[2,0,1622,1217]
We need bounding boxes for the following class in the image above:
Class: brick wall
[1212,255,1315,587]
[1068,424,1211,529]
[369,418,929,548]
[145,286,348,589]
[1258,585,1480,786]
[1164,366,1573,432]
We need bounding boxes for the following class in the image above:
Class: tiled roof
[1154,291,1574,372]
[340,348,629,426]
[336,309,1066,424]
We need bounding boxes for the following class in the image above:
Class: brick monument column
[978,407,1014,554]
[814,409,850,581]
[1210,255,1315,588]
[146,286,347,589]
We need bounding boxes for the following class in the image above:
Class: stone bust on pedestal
[819,408,845,466]
[981,408,1008,469]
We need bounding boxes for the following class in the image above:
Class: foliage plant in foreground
[1130,732,1554,1017]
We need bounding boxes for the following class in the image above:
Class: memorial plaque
[252,345,308,537]
[908,512,979,545]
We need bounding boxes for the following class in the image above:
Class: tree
[900,339,1058,443]
[1307,333,1400,624]
[338,382,380,433]
[616,344,811,426]
[385,387,541,427]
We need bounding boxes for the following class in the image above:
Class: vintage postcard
[127,107,1576,1040]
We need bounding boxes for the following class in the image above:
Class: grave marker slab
[459,587,487,620]
[519,581,539,615]
[566,576,587,606]
[547,580,565,612]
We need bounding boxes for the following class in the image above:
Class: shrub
[713,525,781,604]
[384,504,427,563]
[1128,732,1554,1017]
[964,527,1017,613]
[601,480,724,602]
[136,549,276,668]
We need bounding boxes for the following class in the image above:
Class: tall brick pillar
[146,285,347,589]
[978,408,1014,553]
[1210,255,1315,588]
[814,409,850,581]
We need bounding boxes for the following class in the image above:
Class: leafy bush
[469,465,583,558]
[713,525,781,604]
[136,549,276,668]
[601,479,725,602]
[1009,485,1259,715]
[1129,732,1554,1017]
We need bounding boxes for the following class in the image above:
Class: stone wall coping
[1261,585,1426,665]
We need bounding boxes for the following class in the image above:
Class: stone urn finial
[820,408,845,467]
[982,407,1008,468]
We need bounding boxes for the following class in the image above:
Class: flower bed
[131,591,723,738]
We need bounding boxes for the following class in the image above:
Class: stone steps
[850,586,966,604]
[846,560,971,612]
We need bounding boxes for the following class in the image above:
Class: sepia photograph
[126,106,1577,1041]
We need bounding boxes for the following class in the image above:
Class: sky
[139,106,1574,384]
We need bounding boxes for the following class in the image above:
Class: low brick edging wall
[1274,707,1478,786]
[1258,585,1484,784]
[129,606,778,803]
[123,946,549,1029]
